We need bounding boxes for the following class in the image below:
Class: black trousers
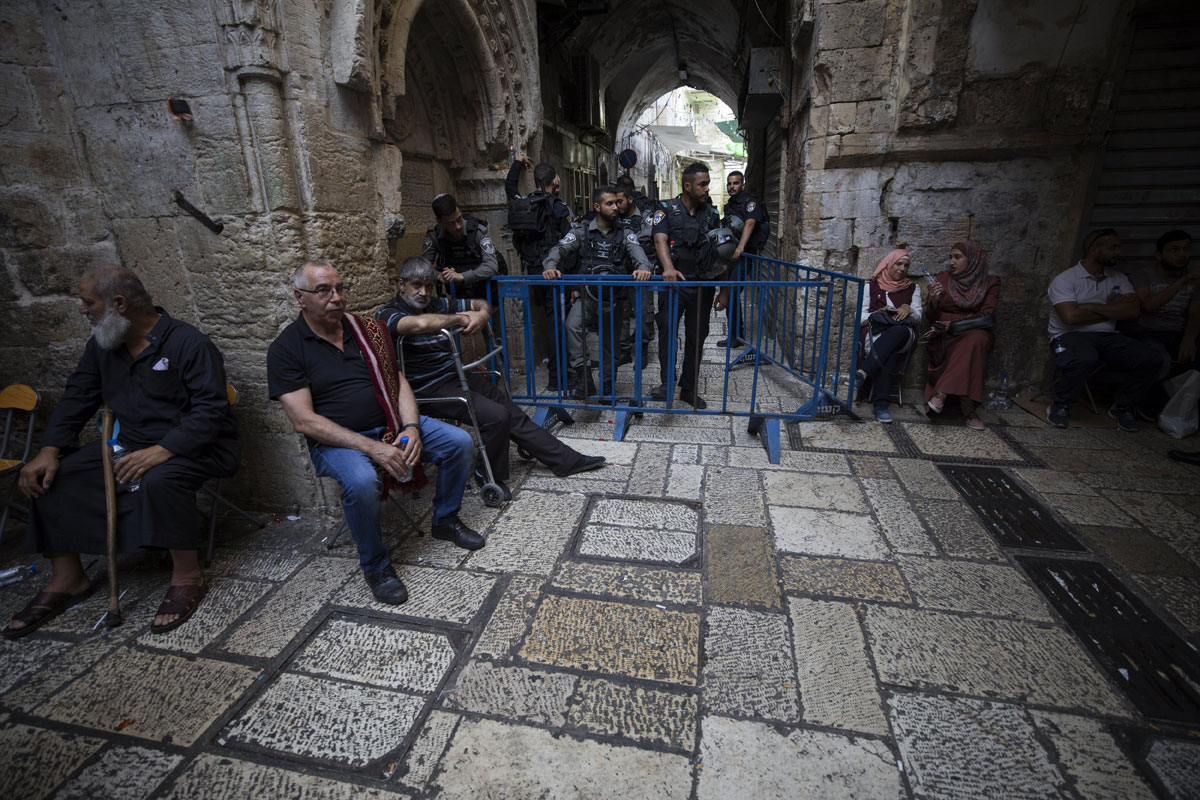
[1052,331,1169,407]
[862,325,913,404]
[657,284,716,393]
[418,373,581,480]
[26,439,239,555]
[534,286,569,388]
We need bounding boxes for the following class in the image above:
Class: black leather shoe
[716,338,729,347]
[364,566,408,605]
[557,454,606,477]
[432,516,486,550]
[650,384,668,400]
[473,470,512,501]
[679,389,707,409]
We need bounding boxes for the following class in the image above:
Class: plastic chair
[199,384,264,566]
[0,384,39,540]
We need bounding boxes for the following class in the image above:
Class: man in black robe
[6,266,240,639]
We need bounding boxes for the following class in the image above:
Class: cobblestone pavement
[2,336,1199,799]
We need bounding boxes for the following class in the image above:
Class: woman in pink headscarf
[924,241,1001,429]
[856,249,923,423]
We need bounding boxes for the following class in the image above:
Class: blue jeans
[308,417,473,573]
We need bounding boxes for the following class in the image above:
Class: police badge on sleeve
[652,210,666,225]
[746,201,756,213]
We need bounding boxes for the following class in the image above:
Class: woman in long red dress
[924,241,1001,430]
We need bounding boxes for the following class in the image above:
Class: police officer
[652,162,724,409]
[422,194,498,301]
[506,155,573,391]
[720,170,769,348]
[615,176,658,364]
[542,185,653,399]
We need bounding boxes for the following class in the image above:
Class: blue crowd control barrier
[485,258,864,463]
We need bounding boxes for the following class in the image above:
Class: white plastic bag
[1158,369,1200,439]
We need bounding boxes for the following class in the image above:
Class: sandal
[3,584,96,640]
[964,414,986,431]
[150,582,208,635]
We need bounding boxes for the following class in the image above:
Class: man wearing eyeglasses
[268,261,481,606]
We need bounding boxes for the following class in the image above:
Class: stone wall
[0,0,539,512]
[782,0,1131,389]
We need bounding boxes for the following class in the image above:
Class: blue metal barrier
[486,257,864,463]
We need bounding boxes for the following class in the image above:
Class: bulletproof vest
[510,191,559,269]
[431,216,484,269]
[724,194,769,252]
[578,226,626,276]
[619,211,656,260]
[665,198,718,278]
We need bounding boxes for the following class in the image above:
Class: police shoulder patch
[626,232,639,243]
[560,232,577,244]
[746,201,756,212]
[653,210,666,225]
[481,238,495,254]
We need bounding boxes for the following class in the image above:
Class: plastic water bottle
[985,374,1014,410]
[108,439,141,492]
[0,563,36,587]
[397,435,412,483]
[921,268,938,285]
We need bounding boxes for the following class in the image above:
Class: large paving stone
[1042,492,1135,527]
[468,491,586,575]
[696,715,904,799]
[665,462,704,500]
[1077,471,1198,494]
[519,594,700,686]
[0,722,104,800]
[4,628,131,712]
[470,575,543,660]
[0,637,70,695]
[223,672,424,768]
[565,677,697,750]
[704,524,781,609]
[577,525,698,565]
[912,499,1005,561]
[703,606,799,722]
[798,419,897,452]
[397,709,459,791]
[889,692,1067,798]
[432,717,692,799]
[1029,711,1154,800]
[441,660,577,726]
[779,555,912,603]
[53,744,185,800]
[788,597,887,734]
[551,561,702,606]
[292,617,456,692]
[1011,467,1097,495]
[849,454,895,478]
[222,557,357,659]
[901,423,1022,460]
[37,647,258,745]
[522,465,631,495]
[137,577,271,654]
[206,550,308,581]
[726,448,852,473]
[889,458,958,499]
[702,467,767,525]
[762,471,867,512]
[1132,573,1200,633]
[861,478,938,555]
[1104,489,1200,565]
[864,606,1129,716]
[897,555,1053,621]
[331,564,496,625]
[40,568,170,635]
[161,753,409,799]
[589,496,699,532]
[627,442,672,497]
[1006,427,1109,450]
[770,506,890,559]
[1143,737,1200,799]
[1079,526,1199,577]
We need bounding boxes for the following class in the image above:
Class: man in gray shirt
[1045,229,1169,431]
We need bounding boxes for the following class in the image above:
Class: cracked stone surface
[53,745,185,800]
[565,677,698,749]
[223,672,425,767]
[441,660,577,726]
[889,692,1067,798]
[703,606,799,721]
[577,524,698,564]
[788,597,887,734]
[779,555,912,603]
[704,524,781,609]
[552,561,701,606]
[520,594,700,685]
[771,506,890,559]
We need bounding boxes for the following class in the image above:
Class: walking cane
[100,407,123,627]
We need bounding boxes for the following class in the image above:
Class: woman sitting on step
[857,249,923,424]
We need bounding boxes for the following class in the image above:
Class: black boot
[572,367,596,400]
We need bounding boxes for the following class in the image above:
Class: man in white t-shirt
[1046,229,1170,431]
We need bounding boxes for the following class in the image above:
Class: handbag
[946,312,995,335]
[868,309,913,331]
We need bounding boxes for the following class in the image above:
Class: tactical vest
[724,194,769,252]
[578,226,626,276]
[430,216,485,269]
[509,191,559,270]
[619,212,656,261]
[665,198,719,279]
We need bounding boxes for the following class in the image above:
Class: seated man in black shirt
[8,266,241,639]
[377,257,606,501]
[268,261,481,607]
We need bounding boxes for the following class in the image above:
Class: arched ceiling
[562,0,746,139]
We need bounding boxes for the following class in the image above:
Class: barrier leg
[747,415,781,464]
[613,410,633,441]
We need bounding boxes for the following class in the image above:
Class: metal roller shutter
[762,123,784,259]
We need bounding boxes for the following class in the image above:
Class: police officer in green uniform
[720,170,769,348]
[422,194,499,301]
[615,176,658,364]
[651,162,724,409]
[542,186,653,399]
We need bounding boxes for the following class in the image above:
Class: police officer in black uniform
[506,155,573,391]
[615,176,658,364]
[422,194,499,301]
[542,185,653,399]
[720,170,769,347]
[651,162,724,409]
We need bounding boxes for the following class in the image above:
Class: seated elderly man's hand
[458,310,487,335]
[398,430,422,468]
[542,268,561,280]
[113,444,173,486]
[368,440,409,481]
[18,448,60,498]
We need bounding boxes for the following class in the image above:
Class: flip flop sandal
[3,584,97,640]
[150,582,208,635]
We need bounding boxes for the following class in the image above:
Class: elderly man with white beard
[5,266,240,639]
